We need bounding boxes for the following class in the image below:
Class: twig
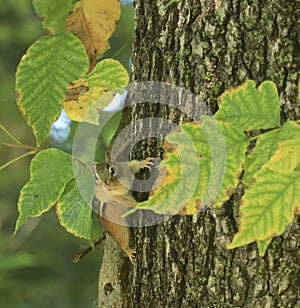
[3,142,39,151]
[0,124,22,144]
[72,233,106,263]
[0,150,37,171]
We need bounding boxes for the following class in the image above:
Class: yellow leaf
[67,0,121,61]
[228,165,300,253]
[64,78,113,124]
[264,139,300,173]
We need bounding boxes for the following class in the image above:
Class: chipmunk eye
[109,166,115,175]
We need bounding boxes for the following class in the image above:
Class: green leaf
[134,122,202,215]
[64,59,129,124]
[134,118,247,215]
[33,0,73,34]
[215,80,281,130]
[264,139,300,173]
[257,238,272,257]
[87,59,129,90]
[179,119,247,212]
[228,164,300,253]
[16,32,89,146]
[212,121,248,207]
[244,121,300,186]
[15,149,74,233]
[56,179,92,240]
[229,121,300,255]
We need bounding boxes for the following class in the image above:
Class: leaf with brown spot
[66,0,121,62]
[64,59,128,124]
[64,78,113,124]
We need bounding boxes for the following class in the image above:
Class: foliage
[66,0,121,60]
[0,0,133,306]
[64,59,129,124]
[137,81,299,256]
[10,0,129,242]
[16,32,89,146]
[1,0,299,267]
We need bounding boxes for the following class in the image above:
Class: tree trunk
[98,0,299,307]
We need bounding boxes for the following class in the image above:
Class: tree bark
[98,0,299,306]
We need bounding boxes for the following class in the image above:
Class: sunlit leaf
[33,0,73,33]
[56,179,92,239]
[212,121,248,207]
[87,59,129,90]
[215,80,281,130]
[66,0,121,60]
[244,121,300,186]
[257,238,272,256]
[15,149,74,233]
[64,78,113,124]
[16,32,89,146]
[134,118,247,215]
[228,164,300,253]
[265,139,300,173]
[64,59,128,124]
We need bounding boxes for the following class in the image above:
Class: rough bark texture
[98,0,300,307]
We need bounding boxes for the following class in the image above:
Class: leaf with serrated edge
[15,149,74,233]
[265,139,300,173]
[64,59,128,123]
[228,164,300,252]
[134,118,247,215]
[87,59,129,90]
[16,33,89,146]
[67,0,121,59]
[244,121,300,186]
[135,124,201,215]
[180,119,247,213]
[56,179,92,239]
[215,80,281,130]
[212,121,248,207]
[33,0,72,33]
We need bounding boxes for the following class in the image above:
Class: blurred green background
[0,0,134,306]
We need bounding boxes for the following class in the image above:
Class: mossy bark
[98,0,299,306]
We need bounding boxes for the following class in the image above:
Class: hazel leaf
[215,80,281,130]
[15,149,74,233]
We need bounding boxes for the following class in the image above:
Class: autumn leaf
[132,118,247,215]
[64,78,112,124]
[66,0,121,62]
[244,121,300,187]
[64,59,129,124]
[215,80,281,130]
[228,127,300,255]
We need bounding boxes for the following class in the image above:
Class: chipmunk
[90,157,153,262]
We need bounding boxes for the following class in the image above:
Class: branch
[72,233,106,263]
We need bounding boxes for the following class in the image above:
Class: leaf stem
[3,142,39,151]
[72,233,106,263]
[0,124,22,144]
[0,150,37,171]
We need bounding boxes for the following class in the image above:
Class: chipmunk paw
[141,157,154,170]
[126,248,137,263]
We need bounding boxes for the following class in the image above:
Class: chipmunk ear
[105,151,112,164]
